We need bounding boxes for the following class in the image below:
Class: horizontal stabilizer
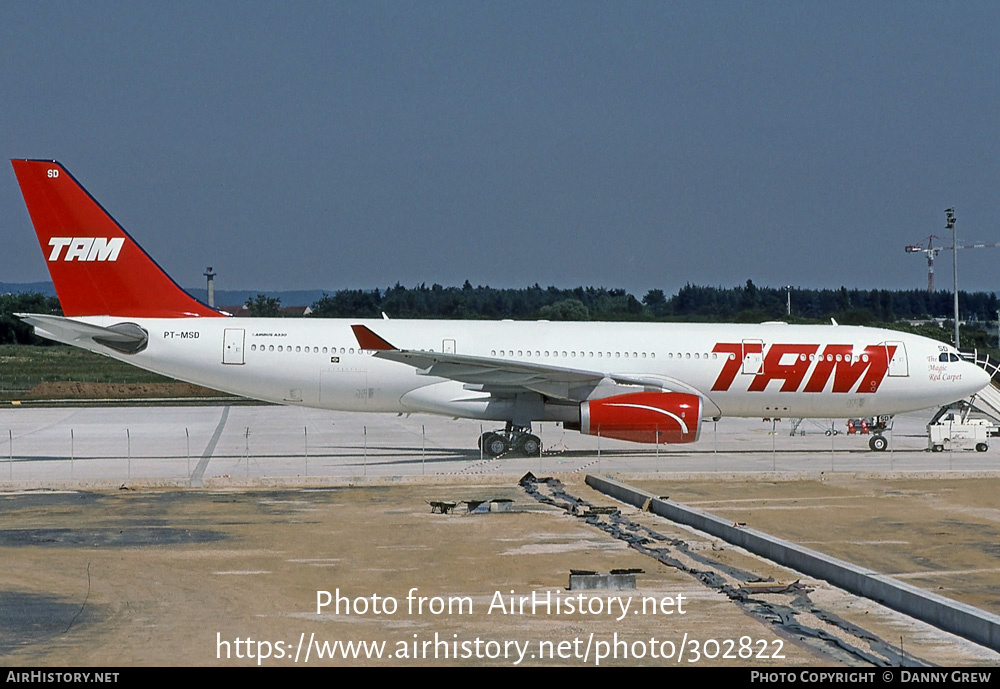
[18,314,149,354]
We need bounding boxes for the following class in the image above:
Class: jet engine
[579,391,702,444]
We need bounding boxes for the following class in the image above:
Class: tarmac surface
[1,404,1000,667]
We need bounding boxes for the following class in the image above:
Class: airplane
[10,159,993,456]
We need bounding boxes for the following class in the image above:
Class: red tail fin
[11,160,222,318]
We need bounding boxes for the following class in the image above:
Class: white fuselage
[64,317,989,425]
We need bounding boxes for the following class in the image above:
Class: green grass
[0,344,175,398]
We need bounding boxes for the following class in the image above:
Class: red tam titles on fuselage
[712,342,897,394]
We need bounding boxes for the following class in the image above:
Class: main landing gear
[478,423,541,458]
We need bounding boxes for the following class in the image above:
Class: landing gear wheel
[932,444,944,453]
[869,435,888,452]
[483,433,508,458]
[478,432,501,451]
[976,443,989,452]
[517,434,541,457]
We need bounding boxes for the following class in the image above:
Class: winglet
[351,324,397,351]
[11,159,222,318]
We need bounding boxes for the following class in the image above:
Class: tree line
[3,282,998,347]
[303,280,1000,326]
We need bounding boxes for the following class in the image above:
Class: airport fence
[0,406,985,484]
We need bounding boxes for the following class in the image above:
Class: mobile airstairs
[927,349,1000,452]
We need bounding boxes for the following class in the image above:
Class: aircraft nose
[966,361,993,394]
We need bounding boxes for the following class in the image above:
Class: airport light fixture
[946,208,958,347]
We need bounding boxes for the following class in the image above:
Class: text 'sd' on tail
[10,160,221,318]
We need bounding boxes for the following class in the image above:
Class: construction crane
[905,234,943,292]
[905,235,1000,292]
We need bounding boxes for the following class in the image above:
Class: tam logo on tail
[48,237,125,262]
[11,159,222,318]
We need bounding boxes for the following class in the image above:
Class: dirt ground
[26,382,220,399]
[632,475,1000,614]
[1,474,999,667]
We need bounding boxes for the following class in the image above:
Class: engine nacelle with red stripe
[580,391,702,444]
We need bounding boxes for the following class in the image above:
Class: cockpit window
[951,353,961,362]
[941,353,961,362]
[939,353,949,362]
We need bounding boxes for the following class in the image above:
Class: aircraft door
[742,339,764,375]
[223,328,245,365]
[443,339,456,354]
[886,341,908,377]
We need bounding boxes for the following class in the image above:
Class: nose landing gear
[869,435,888,452]
[845,416,893,451]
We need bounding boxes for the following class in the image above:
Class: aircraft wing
[351,324,718,411]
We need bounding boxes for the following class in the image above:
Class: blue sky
[3,2,1000,296]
